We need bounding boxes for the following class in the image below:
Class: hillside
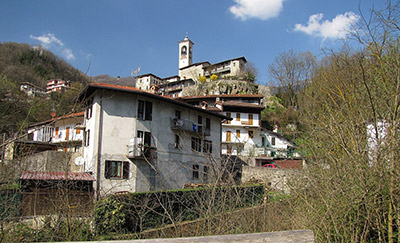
[0,42,90,139]
[0,42,89,88]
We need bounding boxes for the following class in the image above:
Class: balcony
[127,138,156,159]
[171,118,210,136]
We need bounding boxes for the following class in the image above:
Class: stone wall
[241,165,300,192]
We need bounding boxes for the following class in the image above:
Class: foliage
[0,42,89,88]
[4,217,94,242]
[94,184,265,235]
[289,3,400,242]
[210,74,218,81]
[0,43,88,140]
[198,75,206,83]
[268,49,316,108]
[0,76,84,139]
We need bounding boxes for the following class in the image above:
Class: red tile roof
[79,83,231,120]
[20,171,95,181]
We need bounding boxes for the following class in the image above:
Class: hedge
[94,184,264,234]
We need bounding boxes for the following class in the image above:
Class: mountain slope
[0,42,89,87]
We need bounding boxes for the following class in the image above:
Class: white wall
[84,90,222,195]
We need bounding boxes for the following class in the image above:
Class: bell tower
[178,34,194,71]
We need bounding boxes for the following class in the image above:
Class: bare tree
[268,50,316,108]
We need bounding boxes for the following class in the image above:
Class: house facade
[135,73,163,91]
[27,112,84,152]
[176,94,297,164]
[79,83,227,197]
[47,79,71,94]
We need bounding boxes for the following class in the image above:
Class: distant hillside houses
[95,35,249,98]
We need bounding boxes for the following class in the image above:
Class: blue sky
[0,0,386,85]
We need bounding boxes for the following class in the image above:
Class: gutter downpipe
[96,91,103,201]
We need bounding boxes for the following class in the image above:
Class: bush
[94,184,264,235]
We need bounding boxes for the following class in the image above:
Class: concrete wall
[241,165,300,192]
[22,151,83,172]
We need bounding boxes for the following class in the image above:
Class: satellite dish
[74,156,84,166]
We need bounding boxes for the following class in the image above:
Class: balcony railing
[171,118,210,136]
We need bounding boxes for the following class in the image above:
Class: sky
[0,0,387,85]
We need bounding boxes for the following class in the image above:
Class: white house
[176,94,297,163]
[28,112,84,152]
[78,83,228,197]
[135,73,163,91]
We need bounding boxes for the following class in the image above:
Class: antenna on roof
[131,66,141,77]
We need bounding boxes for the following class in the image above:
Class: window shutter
[123,161,130,179]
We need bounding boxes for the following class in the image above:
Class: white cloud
[30,33,75,61]
[63,48,75,60]
[30,33,64,47]
[229,0,284,20]
[294,12,359,40]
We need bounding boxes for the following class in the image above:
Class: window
[175,134,180,148]
[248,114,253,125]
[272,137,276,146]
[138,100,153,120]
[203,166,209,182]
[192,164,199,179]
[84,129,90,146]
[236,113,240,121]
[206,118,210,130]
[191,137,201,152]
[75,124,81,134]
[226,131,231,142]
[138,100,144,119]
[137,130,151,147]
[105,160,130,179]
[175,110,181,119]
[226,112,231,124]
[181,46,187,55]
[203,140,212,153]
[236,129,241,138]
[248,131,254,138]
[55,127,59,136]
[262,137,265,147]
[145,101,152,120]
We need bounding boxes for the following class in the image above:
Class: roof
[136,73,162,79]
[159,78,195,87]
[78,83,231,120]
[262,128,295,146]
[177,94,264,100]
[211,56,247,67]
[162,75,180,80]
[179,61,211,70]
[20,171,95,181]
[179,57,247,71]
[29,111,84,128]
[221,101,265,110]
[90,75,137,88]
